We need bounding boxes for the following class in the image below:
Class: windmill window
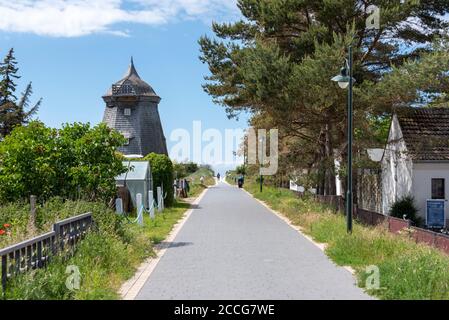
[118,84,134,95]
[124,108,131,116]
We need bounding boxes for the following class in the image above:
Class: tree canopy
[0,121,126,203]
[199,0,449,194]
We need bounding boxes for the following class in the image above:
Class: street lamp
[332,45,356,234]
[259,136,265,193]
[331,60,351,89]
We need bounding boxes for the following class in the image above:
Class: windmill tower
[102,58,168,156]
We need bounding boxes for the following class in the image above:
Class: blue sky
[0,0,249,173]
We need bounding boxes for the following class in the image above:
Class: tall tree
[0,48,19,104]
[0,48,40,138]
[199,0,449,194]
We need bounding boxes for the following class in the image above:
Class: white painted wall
[413,163,449,222]
[381,115,413,215]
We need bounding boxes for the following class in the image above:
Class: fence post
[161,184,165,211]
[1,256,6,297]
[30,195,37,227]
[174,186,177,200]
[157,187,163,212]
[115,198,123,215]
[148,190,155,219]
[136,193,143,226]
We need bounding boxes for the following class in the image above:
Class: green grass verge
[186,167,215,198]
[0,199,192,300]
[141,201,190,244]
[244,182,449,300]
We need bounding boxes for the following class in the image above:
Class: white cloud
[0,0,239,37]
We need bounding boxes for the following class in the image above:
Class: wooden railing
[0,212,93,294]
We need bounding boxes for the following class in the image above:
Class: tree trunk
[324,123,337,196]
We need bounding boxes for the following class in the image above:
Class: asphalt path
[136,182,371,300]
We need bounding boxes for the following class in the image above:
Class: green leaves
[144,153,174,207]
[0,121,127,203]
[200,0,449,194]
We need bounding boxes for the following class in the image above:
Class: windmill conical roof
[106,58,158,97]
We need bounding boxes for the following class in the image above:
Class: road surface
[135,182,371,300]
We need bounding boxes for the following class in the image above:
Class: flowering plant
[0,223,11,236]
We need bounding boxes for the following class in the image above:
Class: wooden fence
[0,212,93,293]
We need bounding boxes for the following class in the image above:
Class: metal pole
[243,139,247,180]
[347,45,353,234]
[260,137,264,193]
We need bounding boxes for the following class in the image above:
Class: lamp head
[331,60,355,89]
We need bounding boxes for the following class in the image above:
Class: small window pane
[124,108,131,116]
[432,179,445,199]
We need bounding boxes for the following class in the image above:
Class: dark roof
[105,58,158,97]
[396,107,449,161]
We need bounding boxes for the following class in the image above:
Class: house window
[124,138,130,146]
[124,108,131,116]
[432,178,445,199]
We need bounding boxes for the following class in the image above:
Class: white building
[382,108,449,224]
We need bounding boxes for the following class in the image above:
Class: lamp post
[259,136,265,193]
[332,45,355,234]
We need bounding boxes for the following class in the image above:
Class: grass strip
[244,182,449,300]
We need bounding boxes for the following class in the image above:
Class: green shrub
[0,121,126,203]
[390,195,423,226]
[173,162,199,179]
[144,153,174,207]
[0,197,128,248]
[236,165,246,175]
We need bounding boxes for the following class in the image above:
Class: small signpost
[426,199,446,229]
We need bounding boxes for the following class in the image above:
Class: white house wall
[413,163,449,222]
[381,115,413,215]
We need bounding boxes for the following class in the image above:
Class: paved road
[136,182,371,300]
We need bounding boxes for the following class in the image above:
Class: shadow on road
[158,241,194,249]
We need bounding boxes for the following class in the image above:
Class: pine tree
[199,0,449,195]
[0,48,40,138]
[0,48,20,104]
